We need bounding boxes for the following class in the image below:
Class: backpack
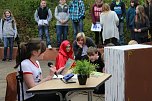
[2,19,15,31]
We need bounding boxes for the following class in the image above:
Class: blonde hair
[128,40,138,45]
[2,9,14,20]
[76,32,86,44]
[102,3,110,12]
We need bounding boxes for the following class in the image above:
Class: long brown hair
[135,5,148,23]
[14,39,46,68]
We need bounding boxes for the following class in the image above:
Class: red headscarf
[55,40,74,70]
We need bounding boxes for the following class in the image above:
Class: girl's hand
[134,29,138,32]
[57,67,65,74]
[49,65,57,76]
[138,29,141,32]
[77,41,82,48]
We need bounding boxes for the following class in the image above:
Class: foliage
[0,0,145,45]
[72,60,96,75]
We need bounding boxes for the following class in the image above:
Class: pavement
[0,60,104,101]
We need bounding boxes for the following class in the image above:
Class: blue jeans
[38,25,51,46]
[56,25,68,47]
[3,37,14,60]
[118,22,124,45]
[72,19,83,40]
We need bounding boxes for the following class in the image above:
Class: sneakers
[47,45,52,49]
[2,58,6,61]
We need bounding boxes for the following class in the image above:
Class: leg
[38,25,43,40]
[100,30,103,45]
[63,26,68,41]
[94,31,99,45]
[3,37,8,60]
[119,22,124,45]
[72,21,78,40]
[44,25,51,46]
[56,25,62,47]
[79,19,84,32]
[8,37,14,60]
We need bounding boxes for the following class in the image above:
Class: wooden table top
[27,73,111,93]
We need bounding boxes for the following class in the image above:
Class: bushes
[0,0,145,45]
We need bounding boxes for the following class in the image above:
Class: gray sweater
[54,4,69,26]
[0,19,17,39]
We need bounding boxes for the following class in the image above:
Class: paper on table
[53,75,63,79]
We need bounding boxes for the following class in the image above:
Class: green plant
[73,60,96,75]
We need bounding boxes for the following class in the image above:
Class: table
[27,73,111,101]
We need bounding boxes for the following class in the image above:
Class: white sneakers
[47,45,52,49]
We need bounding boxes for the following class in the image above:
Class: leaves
[73,60,96,75]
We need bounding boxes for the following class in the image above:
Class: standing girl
[100,3,119,46]
[0,9,17,61]
[15,39,60,101]
[55,0,69,48]
[91,0,103,46]
[133,5,150,43]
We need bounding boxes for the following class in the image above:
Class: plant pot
[77,74,88,85]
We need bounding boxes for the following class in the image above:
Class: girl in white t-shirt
[15,39,60,101]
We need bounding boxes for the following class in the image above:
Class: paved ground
[0,60,104,101]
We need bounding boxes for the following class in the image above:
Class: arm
[13,21,18,39]
[140,17,150,32]
[47,9,52,21]
[73,41,83,60]
[0,19,2,39]
[100,13,103,25]
[126,9,129,29]
[91,5,96,24]
[54,6,62,22]
[64,8,70,23]
[34,9,39,23]
[121,2,126,19]
[79,1,85,19]
[114,11,119,26]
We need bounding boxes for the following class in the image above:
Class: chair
[5,72,17,101]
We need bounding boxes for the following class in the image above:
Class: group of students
[0,0,152,62]
[14,32,104,101]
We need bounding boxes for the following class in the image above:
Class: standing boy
[34,0,52,49]
[69,0,85,40]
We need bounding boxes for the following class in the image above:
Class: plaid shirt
[69,0,85,21]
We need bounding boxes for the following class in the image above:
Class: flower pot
[77,74,88,85]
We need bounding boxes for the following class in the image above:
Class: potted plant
[72,60,96,85]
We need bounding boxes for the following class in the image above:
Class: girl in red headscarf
[55,40,74,71]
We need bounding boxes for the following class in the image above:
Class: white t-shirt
[17,59,42,100]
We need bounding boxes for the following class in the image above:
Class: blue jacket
[126,6,136,29]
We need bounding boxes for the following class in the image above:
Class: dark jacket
[144,4,152,27]
[110,1,126,22]
[90,52,104,72]
[73,37,96,60]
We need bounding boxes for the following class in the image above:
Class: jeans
[56,25,68,47]
[3,37,14,60]
[38,25,51,46]
[118,22,124,45]
[72,19,83,40]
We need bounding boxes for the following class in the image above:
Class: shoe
[47,45,52,49]
[2,59,6,61]
[8,59,12,62]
